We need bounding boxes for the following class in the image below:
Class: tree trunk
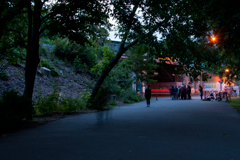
[24,1,41,120]
[89,39,139,107]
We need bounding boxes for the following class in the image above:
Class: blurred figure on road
[199,85,203,100]
[145,84,151,107]
[187,85,191,100]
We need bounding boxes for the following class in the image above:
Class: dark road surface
[1,97,240,160]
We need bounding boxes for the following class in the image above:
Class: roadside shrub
[40,59,59,76]
[110,100,118,106]
[35,86,90,115]
[78,90,91,108]
[35,87,60,115]
[0,90,33,130]
[121,88,142,103]
[59,97,79,114]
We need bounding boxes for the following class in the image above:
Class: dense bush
[35,87,59,114]
[53,39,97,68]
[0,90,33,130]
[121,88,142,103]
[110,100,118,106]
[40,59,59,76]
[35,85,91,115]
[73,56,88,73]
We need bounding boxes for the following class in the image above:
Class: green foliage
[73,56,88,73]
[58,97,79,114]
[2,46,27,65]
[127,44,158,83]
[40,37,60,45]
[230,98,240,113]
[0,90,33,130]
[110,100,118,106]
[53,39,97,68]
[16,69,24,76]
[91,46,115,77]
[0,70,9,80]
[49,52,56,61]
[35,85,91,115]
[39,45,48,56]
[63,73,68,78]
[78,90,92,108]
[202,72,212,81]
[35,87,60,115]
[121,89,142,103]
[0,10,28,65]
[40,59,59,77]
[0,62,9,80]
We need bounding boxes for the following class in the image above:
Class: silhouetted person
[187,85,191,99]
[179,86,183,99]
[199,85,203,100]
[183,85,187,100]
[145,85,151,107]
[174,86,178,99]
[170,86,175,100]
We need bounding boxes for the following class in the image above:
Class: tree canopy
[2,0,240,110]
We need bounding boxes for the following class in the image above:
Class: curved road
[1,97,240,160]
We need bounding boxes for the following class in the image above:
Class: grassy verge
[230,98,240,112]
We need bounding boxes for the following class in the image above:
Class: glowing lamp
[225,69,229,72]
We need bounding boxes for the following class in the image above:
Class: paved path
[1,97,240,160]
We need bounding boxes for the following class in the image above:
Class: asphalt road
[1,97,240,160]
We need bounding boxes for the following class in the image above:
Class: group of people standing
[170,85,192,100]
[145,84,204,106]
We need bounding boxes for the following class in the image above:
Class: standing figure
[199,85,203,100]
[145,85,151,107]
[170,86,175,100]
[187,85,191,99]
[180,85,184,100]
[183,85,187,100]
[174,86,178,100]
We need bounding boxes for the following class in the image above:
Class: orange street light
[211,36,216,42]
[225,69,229,72]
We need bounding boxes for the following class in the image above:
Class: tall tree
[89,0,204,103]
[23,0,109,119]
